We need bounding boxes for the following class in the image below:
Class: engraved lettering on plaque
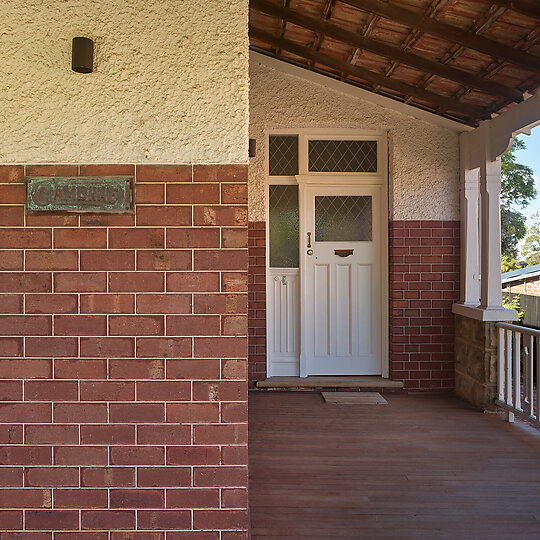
[26,177,134,214]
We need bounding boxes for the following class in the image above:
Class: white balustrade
[496,322,540,427]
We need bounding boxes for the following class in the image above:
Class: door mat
[321,391,387,404]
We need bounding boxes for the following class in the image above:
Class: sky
[512,127,539,257]
[515,128,540,219]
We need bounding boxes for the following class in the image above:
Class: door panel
[357,264,373,355]
[315,195,372,241]
[267,183,301,377]
[336,264,351,357]
[267,269,300,376]
[303,185,381,375]
[314,264,330,356]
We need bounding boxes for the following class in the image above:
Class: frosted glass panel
[269,135,299,176]
[269,185,299,267]
[315,196,372,241]
[309,140,377,172]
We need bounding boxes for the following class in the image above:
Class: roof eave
[250,50,473,133]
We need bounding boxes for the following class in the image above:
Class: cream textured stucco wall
[249,57,460,221]
[0,0,248,164]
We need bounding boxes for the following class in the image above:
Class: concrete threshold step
[255,376,403,391]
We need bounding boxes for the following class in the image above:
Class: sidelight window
[268,184,299,268]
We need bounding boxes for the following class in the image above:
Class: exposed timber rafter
[341,11,380,82]
[489,0,540,20]
[339,0,540,72]
[309,0,336,68]
[407,4,508,111]
[374,0,450,90]
[249,26,490,122]
[275,0,291,60]
[444,7,540,113]
[251,0,524,102]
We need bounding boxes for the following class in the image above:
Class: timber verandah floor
[249,392,540,539]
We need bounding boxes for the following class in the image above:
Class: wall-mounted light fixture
[249,138,256,158]
[72,37,94,73]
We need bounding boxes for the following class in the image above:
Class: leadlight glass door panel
[302,184,381,376]
[315,196,372,242]
[269,184,299,268]
[269,135,299,176]
[267,184,301,376]
[308,140,377,173]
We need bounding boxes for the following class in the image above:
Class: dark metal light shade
[249,138,256,158]
[72,37,94,73]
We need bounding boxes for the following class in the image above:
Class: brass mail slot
[334,249,354,257]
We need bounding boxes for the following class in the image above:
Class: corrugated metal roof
[502,263,540,281]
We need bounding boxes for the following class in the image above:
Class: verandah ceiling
[249,0,540,126]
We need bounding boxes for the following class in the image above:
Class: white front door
[302,184,382,375]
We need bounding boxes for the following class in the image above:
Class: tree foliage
[501,255,523,273]
[501,138,536,259]
[502,292,524,322]
[501,206,527,259]
[525,252,540,266]
[501,139,536,207]
[522,212,540,265]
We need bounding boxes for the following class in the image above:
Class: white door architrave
[265,129,389,378]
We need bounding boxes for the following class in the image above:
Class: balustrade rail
[496,322,540,426]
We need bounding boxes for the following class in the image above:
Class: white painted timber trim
[489,91,540,160]
[502,271,540,284]
[452,303,518,322]
[457,93,540,321]
[250,51,472,133]
[463,91,540,170]
[265,129,389,379]
[479,158,503,311]
[459,159,480,306]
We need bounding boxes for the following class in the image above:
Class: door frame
[265,128,389,378]
[300,181,383,376]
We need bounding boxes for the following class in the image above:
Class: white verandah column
[453,131,516,410]
[460,167,480,307]
[453,122,518,322]
[479,157,504,312]
[453,94,539,409]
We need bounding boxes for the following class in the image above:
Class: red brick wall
[248,222,266,387]
[504,279,540,296]
[389,220,460,390]
[247,220,459,390]
[0,164,249,537]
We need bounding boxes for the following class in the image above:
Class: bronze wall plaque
[26,177,133,214]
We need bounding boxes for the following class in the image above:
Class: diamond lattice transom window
[309,140,377,173]
[315,195,372,242]
[269,135,299,176]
